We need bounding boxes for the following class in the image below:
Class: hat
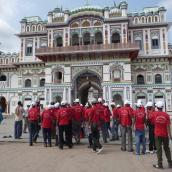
[61,101,67,106]
[110,102,116,106]
[47,105,52,109]
[54,102,60,108]
[145,102,153,108]
[117,104,121,108]
[31,102,36,106]
[98,98,102,103]
[135,102,142,107]
[155,101,164,108]
[85,103,89,107]
[75,99,80,103]
[104,103,108,107]
[124,100,130,105]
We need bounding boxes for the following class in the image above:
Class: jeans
[155,137,172,167]
[42,128,52,146]
[135,130,146,155]
[59,125,72,149]
[72,121,81,143]
[148,124,156,151]
[91,123,102,151]
[111,120,119,140]
[101,122,108,143]
[121,126,133,151]
[29,121,38,145]
[14,120,23,139]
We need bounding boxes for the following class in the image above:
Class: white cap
[117,104,121,108]
[135,102,142,107]
[155,101,164,108]
[98,98,102,103]
[31,102,36,106]
[110,102,116,106]
[124,100,130,105]
[104,103,108,107]
[47,105,52,109]
[61,101,67,106]
[145,102,153,108]
[75,99,80,103]
[54,102,60,108]
[85,103,89,107]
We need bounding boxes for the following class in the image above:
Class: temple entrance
[73,71,102,105]
[113,94,123,106]
[0,96,7,113]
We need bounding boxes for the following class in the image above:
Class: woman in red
[41,105,53,147]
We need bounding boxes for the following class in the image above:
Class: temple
[0,1,172,115]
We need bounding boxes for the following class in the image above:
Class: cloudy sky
[0,0,172,52]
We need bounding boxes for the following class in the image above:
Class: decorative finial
[85,0,90,6]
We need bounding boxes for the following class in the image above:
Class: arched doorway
[113,94,123,106]
[73,71,102,105]
[0,96,7,113]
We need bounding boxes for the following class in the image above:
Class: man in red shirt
[145,102,156,154]
[72,99,84,144]
[133,102,146,155]
[28,102,39,146]
[152,101,172,169]
[119,100,133,152]
[41,105,53,147]
[89,99,103,154]
[57,101,72,149]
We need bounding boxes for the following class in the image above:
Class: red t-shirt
[95,103,105,121]
[119,107,132,127]
[28,107,39,121]
[134,109,146,131]
[89,105,102,124]
[41,109,53,128]
[57,107,71,126]
[153,111,171,138]
[104,108,111,122]
[72,104,83,122]
[112,108,119,120]
[84,108,91,121]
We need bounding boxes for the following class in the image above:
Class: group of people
[14,98,172,169]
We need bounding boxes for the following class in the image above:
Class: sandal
[153,164,163,169]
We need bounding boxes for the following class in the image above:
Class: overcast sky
[0,0,172,52]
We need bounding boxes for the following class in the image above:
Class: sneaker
[153,164,163,169]
[146,150,150,154]
[150,151,154,154]
[97,147,103,154]
[91,149,97,153]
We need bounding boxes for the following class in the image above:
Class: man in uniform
[119,100,133,152]
[152,101,172,169]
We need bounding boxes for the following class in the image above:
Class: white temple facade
[0,2,172,115]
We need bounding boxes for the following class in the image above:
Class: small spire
[85,0,90,6]
[114,1,116,7]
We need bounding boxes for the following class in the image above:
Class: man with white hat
[72,98,84,144]
[133,102,146,155]
[54,102,60,146]
[119,100,134,152]
[145,102,156,154]
[28,102,39,146]
[152,101,172,169]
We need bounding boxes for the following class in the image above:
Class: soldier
[152,101,172,169]
[41,105,53,147]
[57,101,72,149]
[119,100,134,152]
[72,99,83,144]
[28,102,39,146]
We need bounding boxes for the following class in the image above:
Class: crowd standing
[13,98,172,169]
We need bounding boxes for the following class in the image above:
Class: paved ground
[0,117,172,172]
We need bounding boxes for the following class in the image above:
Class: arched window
[112,69,121,82]
[154,16,158,23]
[54,71,63,83]
[72,33,79,46]
[112,33,120,43]
[83,32,91,45]
[152,36,159,49]
[37,25,41,31]
[26,43,33,56]
[134,18,139,24]
[141,17,145,23]
[148,16,152,23]
[0,75,7,81]
[56,36,63,47]
[82,21,90,27]
[95,32,103,44]
[137,75,144,84]
[26,26,30,32]
[6,59,8,64]
[25,79,31,88]
[155,74,162,84]
[32,25,36,32]
[40,78,45,87]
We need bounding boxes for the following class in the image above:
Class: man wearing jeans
[119,100,134,152]
[152,101,172,169]
[133,102,146,155]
